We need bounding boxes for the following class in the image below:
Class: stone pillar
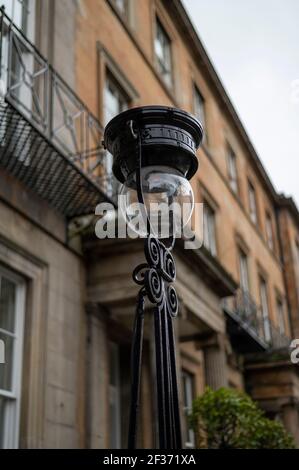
[281,403,299,446]
[201,333,228,390]
[85,303,109,449]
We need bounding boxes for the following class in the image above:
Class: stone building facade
[0,0,298,448]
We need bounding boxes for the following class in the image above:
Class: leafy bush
[189,387,295,449]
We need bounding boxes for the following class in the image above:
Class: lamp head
[103,106,203,238]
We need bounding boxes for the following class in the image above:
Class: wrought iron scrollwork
[0,9,117,199]
[134,236,178,317]
[129,235,182,449]
[127,117,182,450]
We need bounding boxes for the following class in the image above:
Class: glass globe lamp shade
[119,166,194,238]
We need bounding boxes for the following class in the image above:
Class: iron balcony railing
[0,8,116,217]
[223,289,290,351]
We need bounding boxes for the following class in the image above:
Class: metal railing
[223,289,290,350]
[0,8,116,200]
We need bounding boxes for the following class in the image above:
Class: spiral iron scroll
[129,235,182,450]
[133,236,178,317]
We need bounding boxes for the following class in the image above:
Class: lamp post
[104,106,203,449]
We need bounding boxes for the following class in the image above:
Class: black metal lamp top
[103,105,203,184]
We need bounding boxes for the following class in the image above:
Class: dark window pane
[0,277,16,333]
[154,19,173,87]
[193,87,206,142]
[0,332,14,391]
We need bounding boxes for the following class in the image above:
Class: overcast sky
[183,0,299,206]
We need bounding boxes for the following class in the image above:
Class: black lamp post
[104,106,203,449]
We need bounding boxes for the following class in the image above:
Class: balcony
[223,289,290,353]
[0,9,114,218]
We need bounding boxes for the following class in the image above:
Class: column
[202,333,228,390]
[85,303,109,449]
[281,403,299,446]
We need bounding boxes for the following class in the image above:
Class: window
[276,297,285,335]
[154,18,173,88]
[112,0,129,19]
[109,342,121,449]
[265,211,274,251]
[108,342,131,449]
[248,181,258,225]
[0,0,34,98]
[238,249,252,318]
[0,266,25,449]
[104,72,129,126]
[193,86,206,142]
[227,146,238,194]
[239,249,249,293]
[203,202,217,256]
[182,370,195,448]
[1,0,29,31]
[104,71,130,196]
[259,278,271,343]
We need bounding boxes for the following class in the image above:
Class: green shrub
[189,387,295,449]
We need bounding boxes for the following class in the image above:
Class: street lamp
[104,106,203,449]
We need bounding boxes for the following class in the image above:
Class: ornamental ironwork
[0,8,117,211]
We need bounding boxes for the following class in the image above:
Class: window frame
[203,201,217,257]
[0,265,26,449]
[248,180,258,225]
[107,0,136,29]
[97,43,138,126]
[97,44,138,197]
[238,248,250,294]
[110,0,130,21]
[0,0,36,114]
[275,296,286,335]
[181,369,195,449]
[259,276,271,343]
[103,68,131,197]
[226,144,238,195]
[103,70,130,126]
[154,16,173,89]
[265,210,274,251]
[1,0,30,32]
[193,84,207,143]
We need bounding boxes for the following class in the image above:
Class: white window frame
[104,71,129,126]
[248,182,258,225]
[1,0,30,31]
[265,212,274,251]
[103,70,130,197]
[1,0,36,89]
[182,370,195,448]
[203,202,217,256]
[227,146,238,194]
[239,249,250,293]
[111,0,129,20]
[259,278,271,343]
[0,0,36,160]
[276,297,285,335]
[0,265,26,449]
[154,17,173,88]
[193,85,206,142]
